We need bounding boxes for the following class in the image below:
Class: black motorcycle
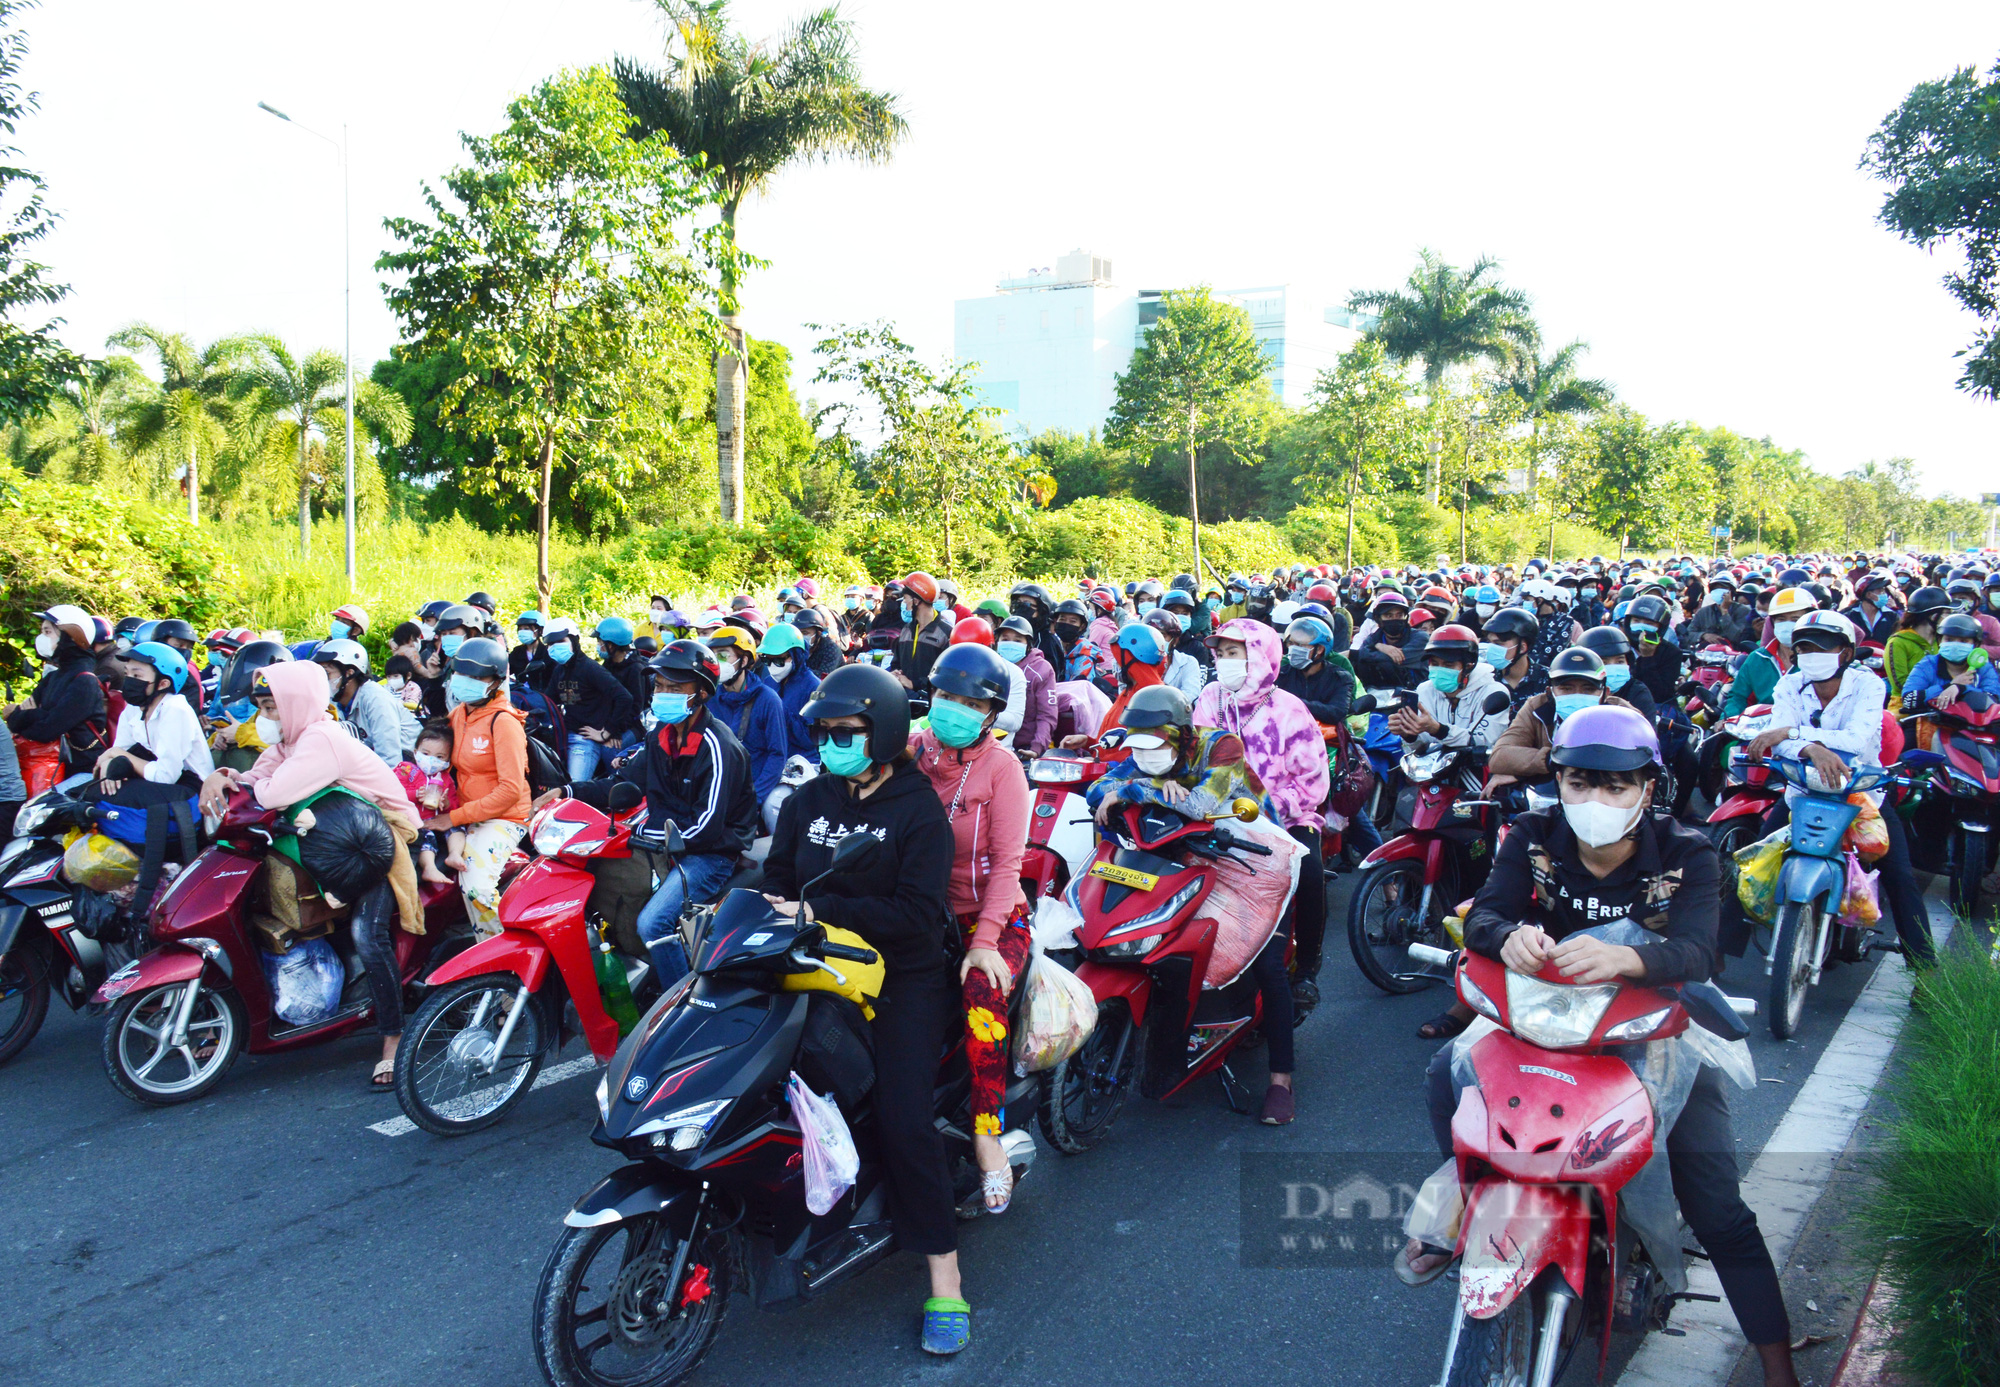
[530,832,1039,1387]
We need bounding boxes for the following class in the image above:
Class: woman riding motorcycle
[760,663,971,1356]
[913,644,1033,1214]
[6,604,108,799]
[1401,705,1800,1387]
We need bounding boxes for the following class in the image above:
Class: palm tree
[1493,339,1612,500]
[615,0,907,524]
[1348,251,1537,503]
[106,324,257,523]
[11,355,149,485]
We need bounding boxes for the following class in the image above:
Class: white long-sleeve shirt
[1770,665,1885,802]
[113,697,215,785]
[1164,650,1207,703]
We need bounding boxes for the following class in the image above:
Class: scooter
[530,831,1038,1387]
[1344,687,1513,995]
[1039,794,1283,1153]
[92,788,463,1105]
[1020,747,1110,905]
[1408,936,1758,1387]
[1701,705,1782,924]
[1898,689,2000,921]
[0,776,128,1063]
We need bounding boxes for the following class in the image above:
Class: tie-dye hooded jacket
[1192,618,1329,832]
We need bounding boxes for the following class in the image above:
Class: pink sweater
[245,663,421,833]
[913,729,1029,950]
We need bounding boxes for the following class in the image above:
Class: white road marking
[1613,912,1952,1387]
[368,1053,604,1137]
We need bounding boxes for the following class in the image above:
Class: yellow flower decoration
[966,1006,1007,1043]
[974,1112,1003,1136]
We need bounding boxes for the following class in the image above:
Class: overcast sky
[21,0,2000,498]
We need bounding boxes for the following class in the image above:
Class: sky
[19,0,2000,499]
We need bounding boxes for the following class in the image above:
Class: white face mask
[766,658,792,682]
[651,607,668,621]
[1215,657,1249,691]
[1561,795,1642,848]
[254,714,283,745]
[715,656,737,683]
[419,622,436,639]
[386,675,406,693]
[1797,651,1842,682]
[34,632,58,659]
[415,750,449,775]
[1131,747,1177,776]
[1476,603,1496,619]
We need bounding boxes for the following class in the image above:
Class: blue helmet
[1289,616,1336,653]
[133,619,160,646]
[595,616,635,648]
[127,640,190,692]
[1114,621,1167,665]
[516,610,545,630]
[1473,584,1501,604]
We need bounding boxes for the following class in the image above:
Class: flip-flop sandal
[980,1167,1013,1215]
[1416,1011,1472,1041]
[369,1059,396,1091]
[921,1297,971,1355]
[1394,1242,1456,1286]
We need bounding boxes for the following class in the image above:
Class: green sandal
[921,1296,971,1355]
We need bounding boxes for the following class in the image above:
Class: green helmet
[758,623,806,657]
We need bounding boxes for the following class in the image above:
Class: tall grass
[1860,950,2000,1386]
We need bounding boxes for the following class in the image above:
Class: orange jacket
[447,697,531,827]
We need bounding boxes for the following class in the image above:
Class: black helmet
[1625,594,1673,628]
[153,618,197,646]
[1547,646,1608,684]
[801,664,910,763]
[463,591,497,615]
[928,643,1010,710]
[218,640,295,703]
[1938,613,1984,644]
[1484,608,1539,644]
[436,603,485,635]
[1169,573,1197,593]
[647,638,720,698]
[112,616,146,645]
[1578,624,1631,660]
[1116,683,1193,740]
[997,614,1036,641]
[1906,586,1952,622]
[1802,581,1833,610]
[450,636,508,682]
[417,599,453,622]
[791,607,825,633]
[1008,582,1053,618]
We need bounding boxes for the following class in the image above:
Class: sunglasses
[814,726,866,748]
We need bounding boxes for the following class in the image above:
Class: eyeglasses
[814,726,865,748]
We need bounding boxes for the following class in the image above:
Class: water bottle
[595,933,641,1036]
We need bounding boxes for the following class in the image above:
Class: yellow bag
[1734,828,1790,926]
[62,833,140,893]
[779,926,884,1020]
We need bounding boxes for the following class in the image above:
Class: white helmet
[541,617,581,642]
[311,637,371,678]
[1792,610,1857,647]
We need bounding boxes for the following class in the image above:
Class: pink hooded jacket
[1192,618,1329,832]
[244,663,421,833]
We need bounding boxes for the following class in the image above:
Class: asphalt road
[0,869,1933,1387]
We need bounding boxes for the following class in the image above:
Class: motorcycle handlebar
[1212,829,1272,856]
[821,941,879,965]
[1407,943,1455,968]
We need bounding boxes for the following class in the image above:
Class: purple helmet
[1550,703,1661,773]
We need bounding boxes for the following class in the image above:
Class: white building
[953,249,1368,439]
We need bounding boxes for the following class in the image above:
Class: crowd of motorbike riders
[6,547,1997,1377]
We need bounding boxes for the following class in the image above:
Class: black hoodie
[547,651,636,741]
[7,645,107,754]
[763,759,953,979]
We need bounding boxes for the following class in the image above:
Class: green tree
[1863,59,2000,397]
[1104,286,1271,579]
[1493,338,1612,500]
[107,324,259,524]
[1435,382,1525,563]
[616,0,907,524]
[1300,338,1417,567]
[1348,250,1537,502]
[0,1,80,425]
[811,320,1027,575]
[7,353,147,486]
[379,67,736,608]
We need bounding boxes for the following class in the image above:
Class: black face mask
[1010,602,1038,621]
[1379,618,1409,638]
[1054,623,1085,645]
[121,676,159,706]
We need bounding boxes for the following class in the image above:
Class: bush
[1859,952,2000,1387]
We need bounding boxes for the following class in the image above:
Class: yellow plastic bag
[778,926,884,1020]
[1843,796,1888,864]
[62,832,140,893]
[1734,827,1790,926]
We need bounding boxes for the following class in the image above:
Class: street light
[258,100,355,590]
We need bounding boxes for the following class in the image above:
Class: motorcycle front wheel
[395,974,547,1136]
[1707,816,1770,956]
[0,940,52,1065]
[1440,1294,1534,1387]
[1951,827,1990,924]
[1768,895,1824,1040]
[532,1216,731,1387]
[102,979,244,1104]
[1038,999,1137,1154]
[1347,857,1447,995]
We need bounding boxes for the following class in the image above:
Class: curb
[1828,1270,1912,1387]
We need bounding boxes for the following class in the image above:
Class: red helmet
[1424,623,1480,659]
[949,616,993,647]
[1087,587,1118,614]
[1306,582,1338,604]
[899,571,940,606]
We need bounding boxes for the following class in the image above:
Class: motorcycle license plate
[1089,861,1159,891]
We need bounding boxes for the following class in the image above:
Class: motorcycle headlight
[1096,931,1163,959]
[596,1074,611,1123]
[1030,758,1087,783]
[631,1098,733,1148]
[14,799,54,836]
[1105,881,1202,940]
[1460,969,1500,1020]
[1504,973,1619,1049]
[533,815,587,857]
[1604,1006,1674,1043]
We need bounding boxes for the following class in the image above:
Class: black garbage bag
[292,791,396,905]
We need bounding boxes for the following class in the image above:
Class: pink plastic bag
[786,1071,859,1215]
[1836,854,1880,927]
[1196,818,1306,987]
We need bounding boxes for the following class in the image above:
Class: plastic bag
[1733,826,1790,926]
[258,936,344,1026]
[62,832,140,893]
[292,791,396,905]
[787,1070,860,1216]
[1843,796,1888,864]
[1837,853,1881,926]
[1030,892,1085,953]
[1011,950,1098,1075]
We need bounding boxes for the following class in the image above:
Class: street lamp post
[257,101,355,590]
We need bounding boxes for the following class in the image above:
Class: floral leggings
[959,903,1034,1137]
[459,819,526,937]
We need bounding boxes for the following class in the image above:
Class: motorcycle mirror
[608,781,644,815]
[1231,797,1261,823]
[1352,693,1378,715]
[661,822,686,855]
[1681,980,1752,1041]
[800,830,880,900]
[1480,687,1512,716]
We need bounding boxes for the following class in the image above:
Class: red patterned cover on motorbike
[1454,1029,1655,1192]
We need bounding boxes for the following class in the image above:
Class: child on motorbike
[1087,684,1299,1123]
[912,645,1033,1214]
[395,722,464,885]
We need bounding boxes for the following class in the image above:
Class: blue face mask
[1427,665,1461,694]
[1479,642,1509,669]
[448,673,491,705]
[441,633,465,658]
[1940,640,1974,664]
[817,729,873,778]
[900,601,914,623]
[996,640,1028,664]
[929,698,988,748]
[548,642,574,665]
[1136,602,1157,617]
[516,629,536,646]
[651,691,692,724]
[329,620,351,641]
[1553,693,1597,721]
[1774,620,1798,645]
[1604,664,1632,691]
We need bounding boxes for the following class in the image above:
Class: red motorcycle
[1037,796,1281,1153]
[93,789,463,1105]
[1020,748,1111,904]
[1409,939,1757,1386]
[1344,688,1512,994]
[1701,704,1782,922]
[1900,688,2000,920]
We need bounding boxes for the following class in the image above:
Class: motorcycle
[1020,747,1111,905]
[1407,935,1758,1387]
[1038,793,1284,1153]
[530,831,1038,1387]
[1896,689,2000,921]
[1344,687,1513,995]
[92,788,463,1105]
[1700,705,1781,926]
